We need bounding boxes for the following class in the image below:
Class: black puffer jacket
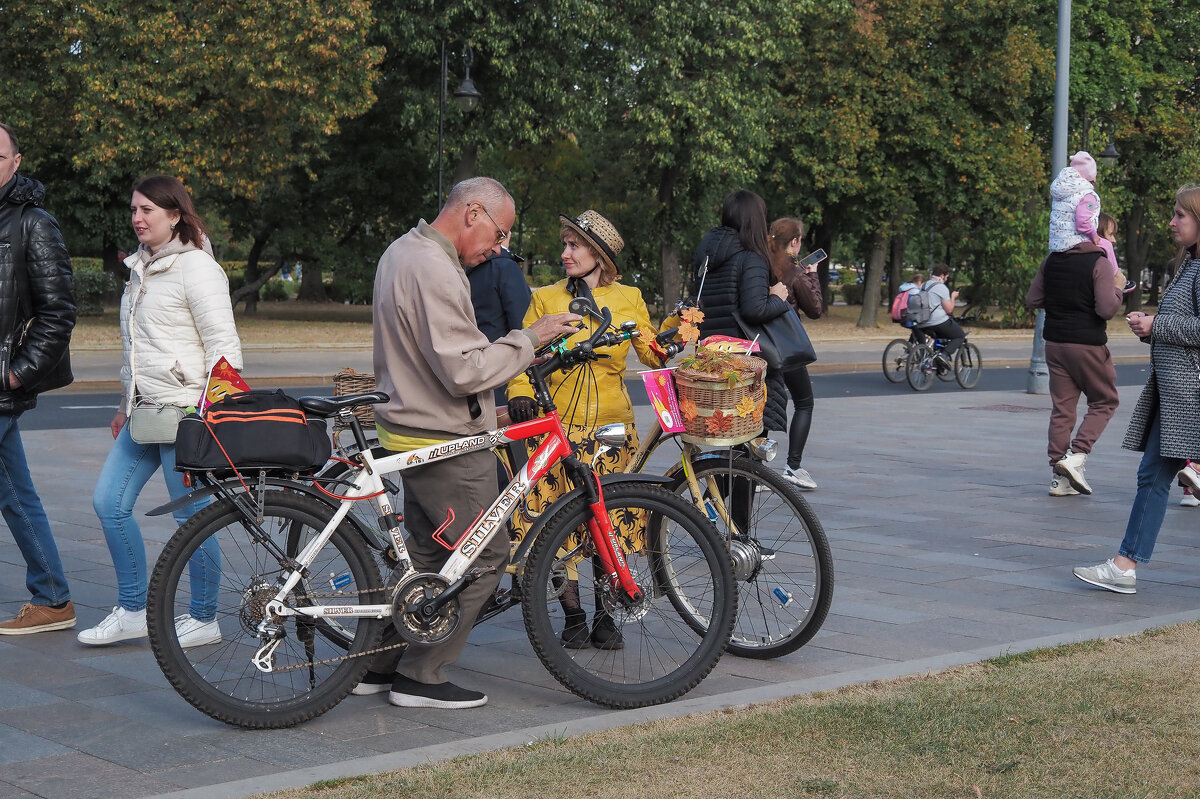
[0,174,76,413]
[691,226,791,433]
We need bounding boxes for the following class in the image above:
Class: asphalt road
[24,362,1156,431]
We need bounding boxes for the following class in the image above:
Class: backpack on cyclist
[890,290,915,325]
[902,286,939,327]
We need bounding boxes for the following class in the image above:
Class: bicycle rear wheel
[521,482,735,708]
[905,344,935,391]
[147,492,384,729]
[881,339,909,383]
[669,455,833,658]
[955,342,983,389]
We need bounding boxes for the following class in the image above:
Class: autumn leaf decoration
[680,397,698,421]
[705,409,733,435]
[736,396,757,418]
[675,307,702,345]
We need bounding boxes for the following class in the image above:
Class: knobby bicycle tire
[667,455,834,658]
[905,343,935,391]
[147,492,384,729]
[882,338,910,383]
[955,342,983,389]
[520,482,735,708]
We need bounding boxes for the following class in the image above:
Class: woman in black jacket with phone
[691,189,792,442]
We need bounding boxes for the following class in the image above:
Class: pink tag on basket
[699,335,760,354]
[640,369,685,433]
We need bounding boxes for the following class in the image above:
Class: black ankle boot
[591,613,624,650]
[561,609,590,649]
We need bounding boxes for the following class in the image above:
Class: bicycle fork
[565,458,643,605]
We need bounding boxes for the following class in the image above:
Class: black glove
[507,396,539,423]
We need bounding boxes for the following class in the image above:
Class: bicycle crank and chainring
[390,572,461,645]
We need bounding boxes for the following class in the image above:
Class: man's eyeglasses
[476,204,509,245]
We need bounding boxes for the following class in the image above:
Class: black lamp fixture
[438,41,483,208]
[452,46,483,113]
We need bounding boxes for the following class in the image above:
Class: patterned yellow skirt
[509,424,645,561]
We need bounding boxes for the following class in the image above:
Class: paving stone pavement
[1,354,1198,799]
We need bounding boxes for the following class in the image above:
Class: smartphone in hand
[800,248,827,268]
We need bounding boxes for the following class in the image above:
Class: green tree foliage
[2,0,382,266]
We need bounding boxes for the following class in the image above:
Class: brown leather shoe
[0,601,76,635]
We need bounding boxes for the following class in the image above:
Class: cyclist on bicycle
[361,177,580,709]
[918,264,965,371]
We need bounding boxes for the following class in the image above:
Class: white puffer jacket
[119,240,243,414]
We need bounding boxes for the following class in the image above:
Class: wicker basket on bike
[332,368,377,430]
[673,348,767,446]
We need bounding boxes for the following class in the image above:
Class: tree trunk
[1124,202,1152,311]
[297,261,326,302]
[887,236,906,303]
[235,231,272,314]
[451,143,478,187]
[856,237,888,327]
[658,166,682,310]
[809,224,836,313]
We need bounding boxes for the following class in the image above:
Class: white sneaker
[77,606,147,646]
[174,615,221,648]
[782,466,817,490]
[1177,463,1200,492]
[1053,450,1092,495]
[1049,475,1079,497]
[1181,493,1200,507]
[1072,559,1136,594]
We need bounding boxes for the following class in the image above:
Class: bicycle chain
[259,583,407,673]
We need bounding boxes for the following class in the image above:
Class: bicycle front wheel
[905,344,935,391]
[147,492,384,729]
[521,482,735,708]
[955,342,983,389]
[882,338,910,383]
[669,455,833,658]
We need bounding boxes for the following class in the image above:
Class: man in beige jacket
[362,176,580,708]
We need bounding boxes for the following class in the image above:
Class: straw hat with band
[560,210,624,281]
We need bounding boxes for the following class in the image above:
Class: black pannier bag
[175,389,331,473]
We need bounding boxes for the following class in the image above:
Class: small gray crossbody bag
[129,398,188,445]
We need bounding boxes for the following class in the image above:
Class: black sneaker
[350,670,394,696]
[591,615,624,650]
[388,674,488,709]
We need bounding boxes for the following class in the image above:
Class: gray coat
[1122,256,1200,457]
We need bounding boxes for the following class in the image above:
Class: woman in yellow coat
[506,210,663,650]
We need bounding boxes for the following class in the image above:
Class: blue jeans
[0,413,70,606]
[92,424,219,620]
[1118,412,1186,564]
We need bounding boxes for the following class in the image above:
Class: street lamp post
[437,41,484,210]
[1029,0,1073,394]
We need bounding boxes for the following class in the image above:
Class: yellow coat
[506,279,662,427]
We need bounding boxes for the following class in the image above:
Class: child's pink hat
[1070,151,1097,183]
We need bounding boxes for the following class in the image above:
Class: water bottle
[772,587,793,607]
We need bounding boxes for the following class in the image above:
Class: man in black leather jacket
[0,122,77,635]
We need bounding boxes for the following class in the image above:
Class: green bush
[74,268,118,315]
[840,283,864,305]
[260,280,290,301]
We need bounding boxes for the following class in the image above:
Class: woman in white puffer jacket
[78,175,242,647]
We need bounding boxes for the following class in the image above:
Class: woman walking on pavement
[78,175,243,645]
[767,217,822,489]
[1074,184,1200,594]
